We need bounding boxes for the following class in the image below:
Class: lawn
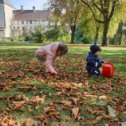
[0,42,126,126]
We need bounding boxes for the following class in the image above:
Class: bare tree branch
[92,1,103,13]
[109,0,117,20]
[98,0,103,7]
[81,0,104,23]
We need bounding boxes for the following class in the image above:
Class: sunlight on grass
[1,46,40,50]
[103,52,123,55]
[102,47,126,51]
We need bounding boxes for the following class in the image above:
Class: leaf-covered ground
[0,42,126,126]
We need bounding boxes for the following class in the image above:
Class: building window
[34,20,37,24]
[22,21,24,24]
[29,21,32,24]
[26,21,29,24]
[30,27,32,30]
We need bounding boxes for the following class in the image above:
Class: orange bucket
[102,63,114,78]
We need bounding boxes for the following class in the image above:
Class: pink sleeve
[45,55,57,74]
[44,42,60,74]
[46,42,59,57]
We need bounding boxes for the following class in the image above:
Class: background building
[0,0,51,39]
[0,0,14,38]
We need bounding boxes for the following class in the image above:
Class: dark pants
[86,66,100,76]
[36,55,46,63]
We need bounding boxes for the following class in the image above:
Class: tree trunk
[94,24,100,44]
[119,20,123,45]
[102,21,109,46]
[70,25,76,44]
[119,34,123,45]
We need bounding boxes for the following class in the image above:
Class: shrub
[31,31,44,43]
[44,26,60,41]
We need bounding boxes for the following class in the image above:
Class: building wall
[12,20,49,36]
[0,30,5,39]
[4,4,14,37]
[0,4,5,38]
[0,4,5,28]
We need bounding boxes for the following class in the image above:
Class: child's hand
[46,71,58,76]
[51,70,58,75]
[53,71,58,74]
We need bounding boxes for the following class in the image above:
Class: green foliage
[74,27,84,43]
[23,25,44,43]
[44,25,60,41]
[112,20,126,46]
[57,34,71,43]
[78,8,103,44]
[74,27,92,44]
[0,36,24,43]
[81,37,92,44]
[81,0,122,46]
[24,33,32,41]
[44,24,71,43]
[31,31,44,43]
[0,38,11,43]
[109,37,115,45]
[31,25,44,43]
[13,36,24,42]
[48,0,86,43]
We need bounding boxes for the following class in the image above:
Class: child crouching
[86,45,104,76]
[35,42,68,74]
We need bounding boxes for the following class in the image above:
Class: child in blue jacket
[86,45,104,76]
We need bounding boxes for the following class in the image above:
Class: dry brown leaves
[0,116,18,126]
[72,107,81,120]
[7,94,46,111]
[87,116,103,124]
[36,103,61,124]
[0,54,126,125]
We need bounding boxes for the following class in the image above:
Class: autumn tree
[112,0,126,45]
[81,0,119,46]
[94,13,102,44]
[48,0,84,43]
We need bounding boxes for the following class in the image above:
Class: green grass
[1,42,126,77]
[0,42,126,125]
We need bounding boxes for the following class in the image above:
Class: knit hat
[90,45,101,54]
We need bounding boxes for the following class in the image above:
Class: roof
[13,10,51,21]
[0,0,14,8]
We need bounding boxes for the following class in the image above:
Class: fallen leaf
[11,100,25,110]
[72,107,80,119]
[71,98,78,105]
[22,118,34,126]
[60,100,73,108]
[107,105,117,118]
[28,95,46,105]
[87,116,102,124]
[84,94,98,99]
[44,107,51,113]
[44,106,61,120]
[99,95,107,100]
[87,107,104,115]
[0,116,18,126]
[37,114,48,123]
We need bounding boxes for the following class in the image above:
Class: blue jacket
[86,52,104,73]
